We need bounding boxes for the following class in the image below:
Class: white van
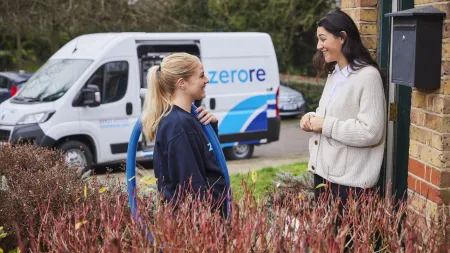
[0,32,281,171]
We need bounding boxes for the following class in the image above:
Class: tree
[0,0,333,75]
[0,0,37,68]
[160,0,332,74]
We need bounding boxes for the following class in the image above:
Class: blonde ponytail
[141,53,200,141]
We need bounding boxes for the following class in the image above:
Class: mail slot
[386,6,446,89]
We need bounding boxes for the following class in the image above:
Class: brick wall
[340,0,450,218]
[408,0,450,215]
[341,0,379,60]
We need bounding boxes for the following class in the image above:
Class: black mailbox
[385,6,446,89]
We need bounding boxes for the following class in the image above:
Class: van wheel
[57,140,93,172]
[224,144,254,160]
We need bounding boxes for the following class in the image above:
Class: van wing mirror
[83,84,101,107]
[72,84,101,107]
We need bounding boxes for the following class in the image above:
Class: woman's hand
[300,114,313,132]
[310,116,324,133]
[195,107,218,125]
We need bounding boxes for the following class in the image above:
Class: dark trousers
[313,174,367,208]
[314,174,381,251]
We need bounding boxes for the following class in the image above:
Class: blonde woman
[142,53,227,213]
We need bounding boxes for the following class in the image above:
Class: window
[0,77,10,89]
[13,59,93,102]
[137,44,201,88]
[85,61,129,104]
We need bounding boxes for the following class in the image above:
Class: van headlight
[17,111,55,125]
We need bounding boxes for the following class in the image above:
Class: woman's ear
[340,31,347,45]
[176,78,186,90]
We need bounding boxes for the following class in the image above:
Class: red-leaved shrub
[20,179,450,252]
[1,144,449,252]
[0,144,84,251]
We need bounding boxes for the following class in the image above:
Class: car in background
[278,84,306,118]
[0,71,34,103]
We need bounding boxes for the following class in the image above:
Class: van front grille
[0,129,11,142]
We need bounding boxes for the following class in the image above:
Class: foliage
[283,80,325,113]
[0,144,85,251]
[0,0,334,74]
[16,180,450,252]
[166,0,331,74]
[272,168,315,199]
[1,146,449,252]
[230,162,308,200]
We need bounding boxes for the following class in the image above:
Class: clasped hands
[300,114,324,133]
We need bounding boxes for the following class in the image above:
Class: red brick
[428,166,441,186]
[409,157,426,178]
[426,165,432,182]
[408,174,419,191]
[419,180,443,204]
[408,174,444,204]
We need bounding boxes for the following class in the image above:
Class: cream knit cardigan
[307,65,386,188]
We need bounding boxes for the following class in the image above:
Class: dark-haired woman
[300,8,386,206]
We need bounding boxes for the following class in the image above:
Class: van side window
[85,61,129,104]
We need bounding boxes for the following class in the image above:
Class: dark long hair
[313,8,386,89]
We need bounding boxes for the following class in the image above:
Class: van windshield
[12,59,93,103]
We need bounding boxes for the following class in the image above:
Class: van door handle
[210,98,216,110]
[126,102,133,115]
[266,87,273,92]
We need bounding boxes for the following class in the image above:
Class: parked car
[278,84,306,118]
[0,71,34,103]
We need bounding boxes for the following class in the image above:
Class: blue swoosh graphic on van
[219,94,274,134]
[245,110,268,132]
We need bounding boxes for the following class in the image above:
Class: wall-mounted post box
[385,6,446,89]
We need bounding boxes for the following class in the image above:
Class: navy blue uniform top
[153,105,227,208]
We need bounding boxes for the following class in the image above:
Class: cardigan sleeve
[322,70,386,147]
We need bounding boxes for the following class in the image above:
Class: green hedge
[282,81,325,113]
[0,50,13,71]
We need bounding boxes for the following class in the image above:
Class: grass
[230,162,307,200]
